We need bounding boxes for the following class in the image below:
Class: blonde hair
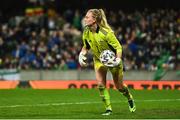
[88,9,112,31]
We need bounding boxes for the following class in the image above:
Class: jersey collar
[96,25,100,33]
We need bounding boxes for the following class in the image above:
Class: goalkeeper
[79,9,136,115]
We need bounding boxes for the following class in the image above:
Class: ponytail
[98,9,112,31]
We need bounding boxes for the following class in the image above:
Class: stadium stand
[0,0,179,71]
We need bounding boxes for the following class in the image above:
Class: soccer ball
[100,50,116,66]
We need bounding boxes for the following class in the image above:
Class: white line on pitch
[0,99,180,108]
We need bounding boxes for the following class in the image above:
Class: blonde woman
[79,9,136,115]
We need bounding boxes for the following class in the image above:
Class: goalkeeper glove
[78,52,87,67]
[105,58,121,67]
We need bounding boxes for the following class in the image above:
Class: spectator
[0,8,179,71]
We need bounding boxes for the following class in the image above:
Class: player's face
[84,11,96,27]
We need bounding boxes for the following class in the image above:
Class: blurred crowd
[0,8,179,70]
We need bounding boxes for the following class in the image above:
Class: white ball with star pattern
[100,50,116,66]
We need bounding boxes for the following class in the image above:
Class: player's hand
[105,58,121,67]
[78,52,87,67]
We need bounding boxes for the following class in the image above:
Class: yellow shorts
[93,58,123,77]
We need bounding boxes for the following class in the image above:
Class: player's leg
[109,64,136,113]
[94,60,112,115]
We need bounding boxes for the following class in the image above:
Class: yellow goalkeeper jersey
[82,26,122,60]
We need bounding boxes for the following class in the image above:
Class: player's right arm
[79,27,90,67]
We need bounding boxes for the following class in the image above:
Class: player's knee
[115,83,124,90]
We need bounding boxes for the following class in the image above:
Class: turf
[0,89,180,119]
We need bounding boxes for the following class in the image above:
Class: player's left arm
[106,31,122,59]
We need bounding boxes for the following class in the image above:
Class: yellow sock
[119,86,133,100]
[98,86,112,111]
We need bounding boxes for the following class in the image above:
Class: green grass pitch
[0,89,180,119]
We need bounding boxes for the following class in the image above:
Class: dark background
[0,0,179,21]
